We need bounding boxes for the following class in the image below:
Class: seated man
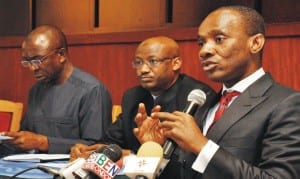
[70,36,216,178]
[0,25,112,155]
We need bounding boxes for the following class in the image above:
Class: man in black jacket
[70,36,216,178]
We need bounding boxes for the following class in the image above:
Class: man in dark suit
[135,6,300,179]
[70,36,216,178]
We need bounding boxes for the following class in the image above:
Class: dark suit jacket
[101,74,216,178]
[196,73,300,179]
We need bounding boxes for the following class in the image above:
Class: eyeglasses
[21,48,63,68]
[132,57,178,69]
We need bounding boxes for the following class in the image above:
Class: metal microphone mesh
[97,144,122,162]
[187,89,206,106]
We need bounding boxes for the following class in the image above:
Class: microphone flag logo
[82,153,120,179]
[138,159,148,167]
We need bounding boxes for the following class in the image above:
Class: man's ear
[58,49,66,63]
[172,57,182,71]
[249,33,265,54]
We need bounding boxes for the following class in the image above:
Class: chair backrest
[0,100,23,132]
[112,105,122,123]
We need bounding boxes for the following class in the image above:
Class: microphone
[123,141,163,179]
[163,89,206,159]
[58,144,122,179]
[78,144,122,179]
[36,165,60,176]
[58,157,87,179]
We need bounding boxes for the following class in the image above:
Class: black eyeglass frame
[132,56,178,69]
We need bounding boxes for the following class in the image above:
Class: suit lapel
[207,73,274,142]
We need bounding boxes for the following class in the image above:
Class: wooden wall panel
[98,0,166,32]
[0,23,299,113]
[35,0,94,34]
[262,0,300,23]
[0,0,31,36]
[0,47,34,106]
[263,37,300,90]
[0,48,21,99]
[262,23,300,90]
[172,0,209,26]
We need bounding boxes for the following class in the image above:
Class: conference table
[0,159,129,179]
[0,159,61,179]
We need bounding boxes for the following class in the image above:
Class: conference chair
[0,100,23,132]
[112,105,122,123]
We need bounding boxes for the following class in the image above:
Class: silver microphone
[163,89,206,159]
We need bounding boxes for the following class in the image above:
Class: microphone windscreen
[137,141,163,158]
[187,89,206,106]
[124,141,163,179]
[101,144,122,162]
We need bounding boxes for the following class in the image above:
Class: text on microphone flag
[82,153,121,178]
[138,159,148,167]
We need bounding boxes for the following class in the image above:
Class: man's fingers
[135,113,144,127]
[151,105,161,113]
[133,128,139,135]
[138,103,146,113]
[3,131,20,137]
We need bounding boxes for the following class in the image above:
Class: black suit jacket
[101,74,216,178]
[196,73,300,179]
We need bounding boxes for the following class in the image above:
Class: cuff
[191,140,219,173]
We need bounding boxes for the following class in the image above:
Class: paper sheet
[0,135,12,140]
[2,154,70,162]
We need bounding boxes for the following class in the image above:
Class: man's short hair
[217,5,265,36]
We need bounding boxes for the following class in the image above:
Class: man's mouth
[202,61,218,72]
[140,76,153,81]
[34,74,46,81]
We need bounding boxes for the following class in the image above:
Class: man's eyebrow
[22,55,40,61]
[198,29,227,38]
[210,29,227,36]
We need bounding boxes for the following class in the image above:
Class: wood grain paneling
[98,0,166,32]
[0,0,31,36]
[35,0,94,34]
[263,37,300,90]
[0,23,299,113]
[262,0,300,23]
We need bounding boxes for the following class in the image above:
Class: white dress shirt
[192,68,265,173]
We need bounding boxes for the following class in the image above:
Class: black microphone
[162,89,206,159]
[75,144,122,179]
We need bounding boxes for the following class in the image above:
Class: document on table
[2,154,70,162]
[0,135,12,140]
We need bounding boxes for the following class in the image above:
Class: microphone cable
[8,165,61,179]
[9,166,39,179]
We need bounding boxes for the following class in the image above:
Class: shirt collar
[222,68,265,94]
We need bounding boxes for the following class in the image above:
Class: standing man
[0,25,112,155]
[136,6,300,179]
[70,36,216,178]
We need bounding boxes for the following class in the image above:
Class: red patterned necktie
[208,91,240,131]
